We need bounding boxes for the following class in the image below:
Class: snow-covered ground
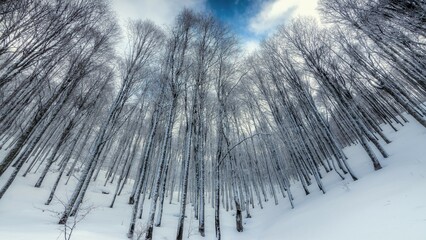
[0,115,425,240]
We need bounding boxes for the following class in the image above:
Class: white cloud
[242,39,260,55]
[249,0,319,35]
[111,0,206,53]
[112,0,206,28]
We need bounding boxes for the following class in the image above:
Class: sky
[112,0,320,53]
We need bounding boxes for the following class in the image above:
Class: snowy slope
[0,115,425,240]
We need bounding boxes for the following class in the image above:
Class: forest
[0,0,425,239]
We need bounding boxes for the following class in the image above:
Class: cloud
[242,39,260,55]
[112,0,206,28]
[248,0,319,35]
[111,0,206,52]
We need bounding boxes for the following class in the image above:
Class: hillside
[1,115,425,240]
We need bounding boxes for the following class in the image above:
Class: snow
[1,114,426,240]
